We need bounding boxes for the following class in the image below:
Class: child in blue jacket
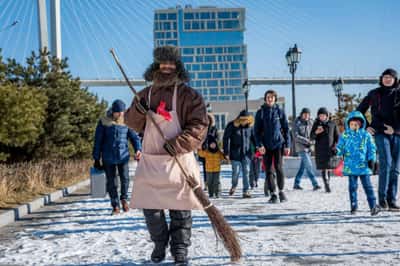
[336,111,380,216]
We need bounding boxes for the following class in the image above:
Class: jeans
[103,161,130,208]
[231,157,250,193]
[249,157,261,188]
[348,175,376,209]
[375,134,400,205]
[294,151,318,187]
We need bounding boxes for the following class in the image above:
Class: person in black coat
[357,68,400,211]
[223,110,255,198]
[310,107,340,193]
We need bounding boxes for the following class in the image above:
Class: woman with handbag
[311,107,340,193]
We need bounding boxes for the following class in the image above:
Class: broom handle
[110,48,198,187]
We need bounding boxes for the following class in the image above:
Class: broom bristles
[192,183,242,262]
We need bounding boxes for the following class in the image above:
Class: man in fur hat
[125,46,208,265]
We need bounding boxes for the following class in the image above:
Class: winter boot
[350,207,357,215]
[174,254,188,265]
[243,191,252,198]
[111,206,120,216]
[371,206,381,216]
[268,193,278,203]
[278,191,288,202]
[379,200,388,210]
[322,176,331,193]
[151,243,167,263]
[229,187,236,196]
[293,184,303,190]
[121,199,129,212]
[313,185,321,191]
[388,203,400,212]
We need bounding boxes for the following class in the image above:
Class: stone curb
[0,179,90,228]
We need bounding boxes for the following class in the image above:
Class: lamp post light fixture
[332,77,344,112]
[286,44,302,122]
[242,79,249,112]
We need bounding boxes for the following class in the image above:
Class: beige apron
[130,84,203,210]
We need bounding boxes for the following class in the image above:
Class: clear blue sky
[1,0,399,116]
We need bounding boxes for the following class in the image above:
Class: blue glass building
[154,5,247,102]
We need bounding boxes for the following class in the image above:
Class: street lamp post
[332,77,344,112]
[242,79,249,112]
[285,44,302,122]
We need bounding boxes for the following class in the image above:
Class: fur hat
[379,68,398,88]
[143,46,190,82]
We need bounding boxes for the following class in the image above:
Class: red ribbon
[156,101,172,121]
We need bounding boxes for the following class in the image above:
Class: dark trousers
[263,147,285,193]
[143,209,192,257]
[206,172,220,197]
[103,161,129,208]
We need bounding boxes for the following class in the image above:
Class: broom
[110,48,242,262]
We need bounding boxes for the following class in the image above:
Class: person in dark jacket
[357,68,400,211]
[223,110,255,198]
[310,107,339,193]
[254,90,291,203]
[293,108,321,190]
[92,99,142,215]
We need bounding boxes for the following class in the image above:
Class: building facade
[154,5,247,102]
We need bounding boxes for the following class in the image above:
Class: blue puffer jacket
[254,104,290,150]
[92,111,141,164]
[336,111,376,175]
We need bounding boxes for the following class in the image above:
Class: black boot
[322,171,331,193]
[151,243,166,263]
[174,254,189,265]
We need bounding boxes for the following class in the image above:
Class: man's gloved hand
[136,97,149,115]
[163,141,177,157]
[368,160,375,171]
[94,160,103,170]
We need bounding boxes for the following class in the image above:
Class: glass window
[183,48,194,55]
[184,13,194,19]
[232,11,240,18]
[192,64,200,71]
[213,72,223,78]
[195,56,203,62]
[159,13,167,20]
[195,80,202,86]
[154,14,158,20]
[205,48,213,54]
[231,63,240,69]
[192,21,200,30]
[190,73,195,80]
[184,22,191,30]
[233,55,243,61]
[235,88,242,94]
[182,56,193,63]
[242,63,246,69]
[210,88,218,95]
[207,80,218,87]
[215,47,223,53]
[203,89,209,95]
[198,72,212,79]
[173,32,178,38]
[231,80,242,86]
[220,80,225,86]
[221,114,226,128]
[204,56,215,62]
[218,12,230,19]
[226,88,234,94]
[168,13,177,20]
[200,21,205,29]
[166,40,177,46]
[164,22,171,30]
[166,32,171,38]
[207,21,216,29]
[229,71,241,78]
[202,64,212,71]
[200,12,210,19]
[173,22,177,30]
[210,96,218,101]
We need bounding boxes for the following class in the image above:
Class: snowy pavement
[1,165,400,265]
